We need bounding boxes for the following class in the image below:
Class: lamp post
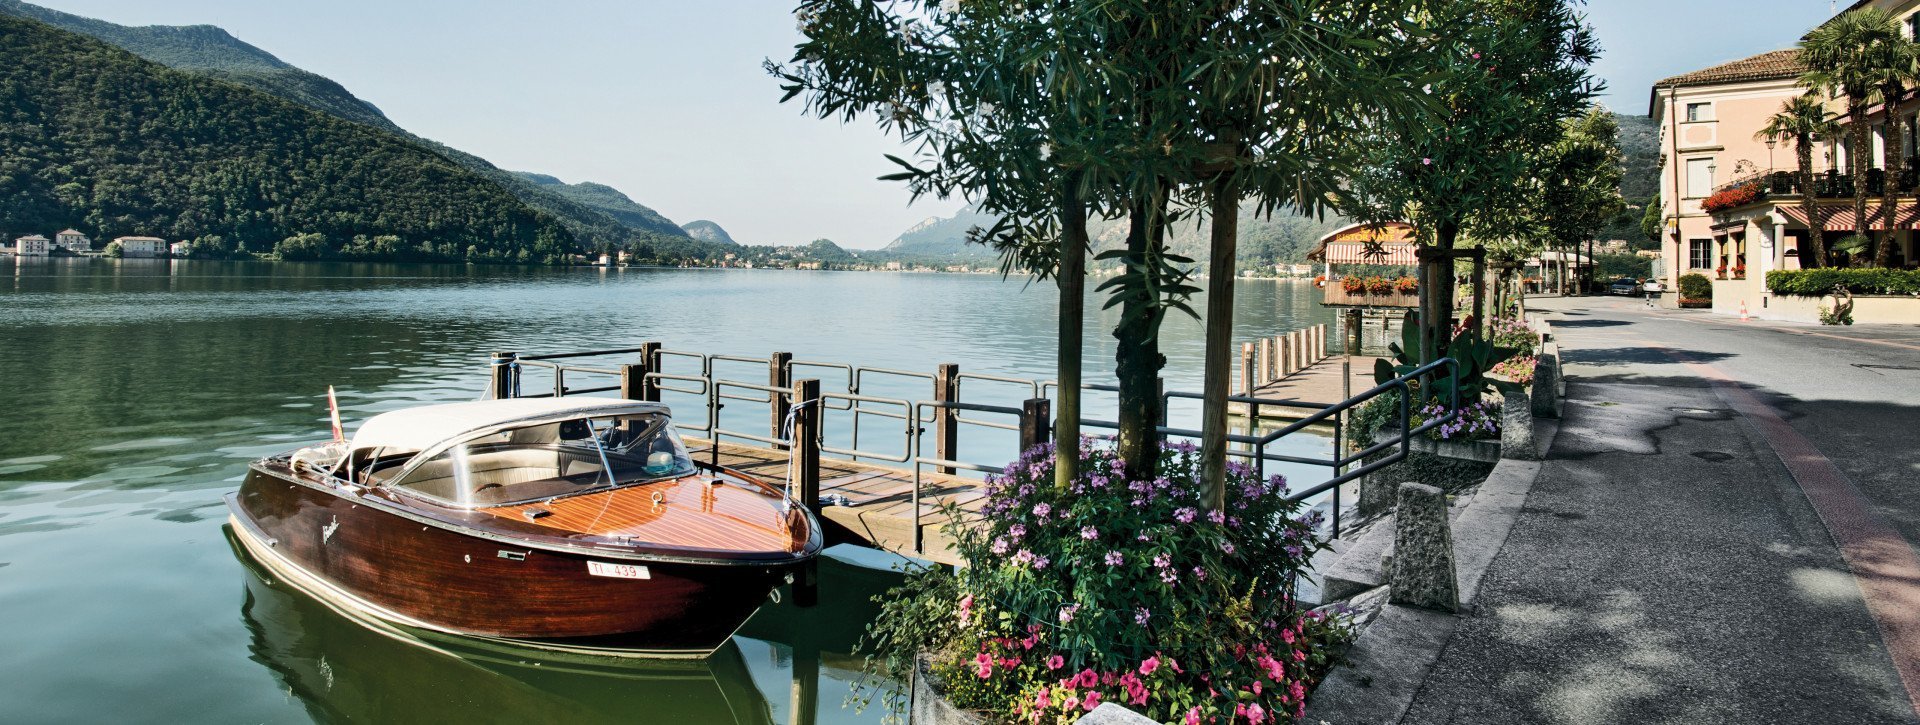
[1766,138,1776,173]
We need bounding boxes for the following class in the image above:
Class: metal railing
[483,343,1463,554]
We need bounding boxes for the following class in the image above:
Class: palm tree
[1800,8,1905,267]
[1869,28,1920,267]
[1758,94,1841,268]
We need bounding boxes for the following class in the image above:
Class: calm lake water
[0,258,1338,724]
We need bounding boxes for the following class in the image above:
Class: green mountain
[0,14,574,261]
[0,0,398,132]
[681,219,738,245]
[0,0,724,258]
[883,204,1349,267]
[511,172,684,238]
[1597,113,1660,246]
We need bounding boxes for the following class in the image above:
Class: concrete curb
[1303,415,1557,724]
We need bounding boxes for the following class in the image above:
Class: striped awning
[1307,221,1419,265]
[1779,203,1920,231]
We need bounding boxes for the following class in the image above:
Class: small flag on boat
[327,386,344,442]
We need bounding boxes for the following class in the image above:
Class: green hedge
[1678,273,1713,300]
[1766,269,1920,296]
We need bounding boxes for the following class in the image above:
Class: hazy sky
[26,0,1846,249]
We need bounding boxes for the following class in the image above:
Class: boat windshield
[383,412,695,508]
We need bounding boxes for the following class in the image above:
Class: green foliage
[1677,273,1714,300]
[1350,389,1404,445]
[0,16,580,263]
[1833,234,1873,257]
[1640,192,1663,242]
[1596,253,1653,279]
[1767,268,1920,295]
[1373,318,1522,403]
[859,442,1349,722]
[1819,304,1855,325]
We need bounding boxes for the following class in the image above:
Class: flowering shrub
[1701,180,1764,214]
[1487,316,1538,355]
[1340,276,1365,294]
[1364,276,1393,295]
[1393,276,1418,294]
[1489,354,1537,386]
[858,441,1352,723]
[1410,398,1502,442]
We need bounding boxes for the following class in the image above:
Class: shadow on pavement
[1552,319,1633,328]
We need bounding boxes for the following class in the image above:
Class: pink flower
[1081,690,1101,712]
[1104,551,1124,566]
[1281,628,1296,644]
[1246,703,1266,724]
[975,652,993,679]
[1059,604,1080,624]
[1080,525,1100,540]
[1139,656,1159,676]
[1185,707,1202,725]
[1033,502,1052,518]
[1046,654,1065,670]
[1422,157,1432,165]
[1035,688,1052,710]
[1135,607,1151,625]
[958,594,973,621]
[1075,669,1099,689]
[1174,507,1196,523]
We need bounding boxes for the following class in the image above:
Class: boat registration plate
[587,561,651,580]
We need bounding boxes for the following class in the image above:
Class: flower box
[1678,298,1712,309]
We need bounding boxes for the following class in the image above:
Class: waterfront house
[1651,1,1920,322]
[115,236,166,258]
[55,229,91,252]
[14,234,51,256]
[169,241,190,257]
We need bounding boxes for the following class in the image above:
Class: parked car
[1607,276,1643,296]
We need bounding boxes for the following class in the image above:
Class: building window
[1685,158,1714,198]
[1907,13,1919,39]
[1689,239,1711,270]
[1686,102,1713,122]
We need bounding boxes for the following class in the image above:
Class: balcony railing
[1715,157,1920,202]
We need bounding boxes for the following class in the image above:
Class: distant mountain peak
[681,220,737,246]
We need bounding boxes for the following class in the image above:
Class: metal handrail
[817,391,914,463]
[955,372,1042,400]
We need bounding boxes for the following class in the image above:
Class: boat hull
[229,467,793,655]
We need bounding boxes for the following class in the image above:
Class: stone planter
[913,653,988,725]
[1678,298,1712,309]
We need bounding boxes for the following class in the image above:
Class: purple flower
[1033,554,1051,570]
[1058,603,1080,623]
[990,537,1009,555]
[1104,551,1124,566]
[1221,541,1236,555]
[1134,607,1151,625]
[1080,525,1100,541]
[1207,510,1225,525]
[1033,503,1052,519]
[1192,566,1208,581]
[1174,507,1196,524]
[1008,524,1027,540]
[1152,552,1171,569]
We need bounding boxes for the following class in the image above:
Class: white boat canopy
[347,398,671,454]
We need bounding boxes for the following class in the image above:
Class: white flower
[941,0,961,13]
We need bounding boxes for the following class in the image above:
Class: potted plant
[1678,272,1713,308]
[1394,276,1418,295]
[1365,276,1393,295]
[1341,276,1366,295]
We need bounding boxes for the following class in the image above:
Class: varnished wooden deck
[685,438,982,566]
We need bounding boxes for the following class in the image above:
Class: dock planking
[1233,355,1375,422]
[685,438,983,566]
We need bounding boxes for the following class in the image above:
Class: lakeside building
[169,241,190,257]
[114,236,166,258]
[14,234,52,256]
[1652,2,1920,322]
[55,229,91,252]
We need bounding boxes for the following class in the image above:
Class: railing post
[620,363,645,402]
[934,363,959,475]
[770,351,793,449]
[1290,330,1305,372]
[1239,343,1255,396]
[1019,398,1051,454]
[1345,309,1363,355]
[1279,334,1293,378]
[1270,335,1284,379]
[1256,337,1271,384]
[792,379,821,608]
[638,341,662,402]
[489,351,518,399]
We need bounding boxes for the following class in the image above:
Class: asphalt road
[1396,296,1920,724]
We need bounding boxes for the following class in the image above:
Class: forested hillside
[0,0,726,259]
[681,220,738,245]
[0,15,576,261]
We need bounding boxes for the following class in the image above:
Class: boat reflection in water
[228,527,905,724]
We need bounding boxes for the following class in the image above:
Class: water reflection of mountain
[228,526,777,725]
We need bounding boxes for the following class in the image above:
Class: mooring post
[1345,309,1363,355]
[488,351,518,399]
[1291,329,1305,372]
[792,377,821,608]
[1239,343,1255,396]
[1253,338,1269,384]
[1279,334,1293,378]
[637,341,661,402]
[1019,398,1051,454]
[770,351,793,449]
[934,363,959,475]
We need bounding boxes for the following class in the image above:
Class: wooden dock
[1237,355,1375,421]
[685,438,982,566]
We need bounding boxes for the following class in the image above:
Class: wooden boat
[227,397,822,657]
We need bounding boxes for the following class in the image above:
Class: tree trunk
[1114,189,1166,477]
[1852,107,1871,266]
[1199,173,1239,511]
[1054,177,1087,490]
[1419,220,1461,367]
[1879,88,1903,268]
[1800,137,1825,268]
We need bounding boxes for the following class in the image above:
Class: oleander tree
[774,0,1432,496]
[1757,93,1842,268]
[1534,107,1626,293]
[1349,0,1601,363]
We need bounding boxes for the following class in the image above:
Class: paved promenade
[1386,297,1920,723]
